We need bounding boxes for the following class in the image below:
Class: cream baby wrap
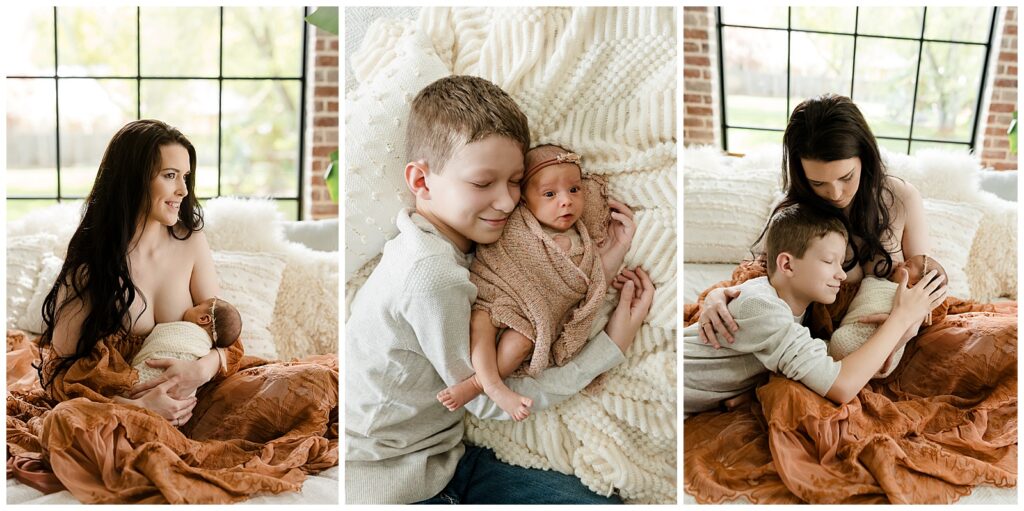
[132,321,213,384]
[828,277,904,378]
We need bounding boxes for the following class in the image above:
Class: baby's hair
[406,75,530,175]
[765,203,848,275]
[209,297,242,348]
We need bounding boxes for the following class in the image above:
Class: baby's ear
[197,313,212,325]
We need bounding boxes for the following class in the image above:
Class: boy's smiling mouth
[481,216,508,227]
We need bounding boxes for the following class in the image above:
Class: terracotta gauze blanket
[470,176,610,377]
[6,330,338,504]
[683,260,1017,504]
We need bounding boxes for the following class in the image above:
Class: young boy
[345,75,653,504]
[683,204,945,414]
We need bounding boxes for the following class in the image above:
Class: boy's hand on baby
[606,267,655,354]
[892,269,947,323]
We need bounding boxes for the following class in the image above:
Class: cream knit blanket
[349,7,677,503]
[132,321,212,384]
[828,277,905,379]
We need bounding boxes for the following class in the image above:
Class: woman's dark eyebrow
[842,168,855,179]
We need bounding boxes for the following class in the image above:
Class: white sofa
[5,198,340,504]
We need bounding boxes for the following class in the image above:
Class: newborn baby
[131,296,243,386]
[828,255,947,378]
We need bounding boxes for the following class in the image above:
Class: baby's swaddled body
[132,321,212,384]
[829,277,903,378]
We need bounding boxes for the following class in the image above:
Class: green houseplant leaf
[305,7,338,35]
[324,150,339,203]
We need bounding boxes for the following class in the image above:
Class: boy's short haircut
[406,75,530,174]
[766,203,848,274]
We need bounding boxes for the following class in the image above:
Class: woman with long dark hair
[9,120,338,503]
[696,94,932,345]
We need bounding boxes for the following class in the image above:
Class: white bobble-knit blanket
[347,6,677,503]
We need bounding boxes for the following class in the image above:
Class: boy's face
[787,232,848,305]
[423,135,524,249]
[522,163,584,232]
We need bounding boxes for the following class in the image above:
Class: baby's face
[182,298,215,326]
[522,163,584,232]
[889,255,930,285]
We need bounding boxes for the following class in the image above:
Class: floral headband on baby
[523,151,581,185]
[209,296,220,344]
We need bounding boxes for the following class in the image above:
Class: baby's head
[182,297,243,348]
[888,254,947,286]
[522,144,585,232]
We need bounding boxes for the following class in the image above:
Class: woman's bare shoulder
[883,175,922,213]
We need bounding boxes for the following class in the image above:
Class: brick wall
[683,6,718,147]
[306,27,339,219]
[978,6,1018,171]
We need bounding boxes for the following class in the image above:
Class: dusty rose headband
[524,152,581,184]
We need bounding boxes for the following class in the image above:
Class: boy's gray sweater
[345,208,625,503]
[683,276,841,413]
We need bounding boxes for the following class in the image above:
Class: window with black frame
[6,6,308,221]
[717,6,996,156]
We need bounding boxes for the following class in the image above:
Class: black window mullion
[136,6,141,119]
[969,7,999,150]
[905,7,928,152]
[716,7,728,150]
[217,7,224,198]
[296,6,309,220]
[849,8,859,98]
[785,8,791,124]
[53,6,62,202]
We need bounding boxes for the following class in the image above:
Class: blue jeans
[415,445,622,504]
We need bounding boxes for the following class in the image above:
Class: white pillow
[344,23,451,282]
[203,197,287,253]
[212,251,288,360]
[682,162,780,263]
[16,254,64,334]
[6,234,58,329]
[921,198,983,299]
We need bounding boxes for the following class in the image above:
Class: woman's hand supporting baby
[126,350,221,400]
[605,267,655,354]
[599,199,636,286]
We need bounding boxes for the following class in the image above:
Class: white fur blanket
[347,7,676,503]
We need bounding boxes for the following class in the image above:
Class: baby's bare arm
[469,309,499,356]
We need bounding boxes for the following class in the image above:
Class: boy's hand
[891,268,947,324]
[606,267,655,354]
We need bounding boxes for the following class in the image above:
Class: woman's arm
[189,230,220,301]
[49,282,88,357]
[696,286,741,348]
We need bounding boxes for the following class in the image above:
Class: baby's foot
[483,383,533,421]
[437,376,483,411]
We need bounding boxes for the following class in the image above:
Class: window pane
[726,128,783,154]
[274,199,299,221]
[924,7,993,43]
[221,80,301,197]
[720,7,788,29]
[852,38,919,139]
[57,7,137,76]
[791,7,856,33]
[876,137,910,154]
[6,7,55,76]
[7,79,57,197]
[140,79,219,196]
[58,79,137,197]
[910,140,971,155]
[722,27,789,129]
[7,199,59,222]
[790,32,854,105]
[857,7,924,39]
[913,42,986,142]
[140,7,220,77]
[222,7,303,77]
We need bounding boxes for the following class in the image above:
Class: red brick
[687,105,713,116]
[687,56,711,67]
[327,101,339,112]
[992,162,1017,170]
[998,51,1017,62]
[684,93,707,104]
[684,29,709,40]
[686,81,712,93]
[684,42,699,53]
[314,116,338,127]
[683,68,702,78]
[990,102,1017,113]
[314,86,338,97]
[316,55,339,67]
[1005,22,1017,36]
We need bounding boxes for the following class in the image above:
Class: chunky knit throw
[827,278,904,379]
[131,321,212,384]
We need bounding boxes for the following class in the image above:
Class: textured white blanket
[348,6,677,503]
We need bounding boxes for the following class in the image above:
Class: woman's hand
[605,267,655,355]
[697,286,741,349]
[116,380,197,427]
[127,353,220,400]
[599,200,636,282]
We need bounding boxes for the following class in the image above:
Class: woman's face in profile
[800,156,861,210]
[148,143,191,227]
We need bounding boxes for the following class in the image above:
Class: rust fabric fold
[470,194,607,378]
[684,261,1017,504]
[6,330,338,504]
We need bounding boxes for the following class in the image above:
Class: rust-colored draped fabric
[6,330,338,504]
[684,261,1017,504]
